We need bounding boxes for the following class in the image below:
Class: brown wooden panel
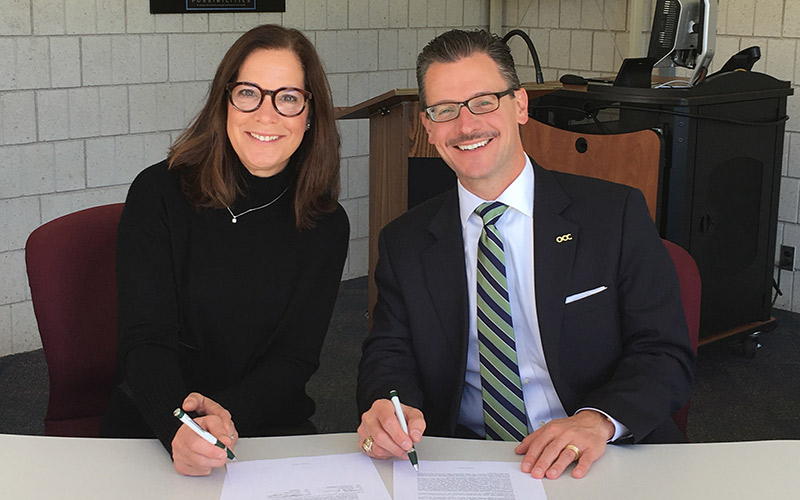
[521,119,662,223]
[409,103,439,158]
[368,101,414,315]
[336,88,419,120]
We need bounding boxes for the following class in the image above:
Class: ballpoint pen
[389,390,419,471]
[173,408,237,461]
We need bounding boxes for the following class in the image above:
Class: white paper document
[394,460,547,500]
[221,452,391,500]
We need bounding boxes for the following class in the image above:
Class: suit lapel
[421,189,469,354]
[533,164,578,390]
[421,190,469,429]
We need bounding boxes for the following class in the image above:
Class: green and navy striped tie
[475,201,528,441]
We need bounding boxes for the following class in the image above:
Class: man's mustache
[446,131,498,147]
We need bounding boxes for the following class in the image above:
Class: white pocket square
[565,286,608,304]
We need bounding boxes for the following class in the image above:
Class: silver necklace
[226,186,289,223]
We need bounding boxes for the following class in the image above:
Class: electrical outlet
[779,245,795,271]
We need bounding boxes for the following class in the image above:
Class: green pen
[389,390,419,472]
[173,408,237,461]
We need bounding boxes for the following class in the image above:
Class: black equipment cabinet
[530,71,793,339]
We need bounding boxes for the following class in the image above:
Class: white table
[1,433,797,499]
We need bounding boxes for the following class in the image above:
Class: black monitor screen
[648,0,682,63]
[647,0,717,85]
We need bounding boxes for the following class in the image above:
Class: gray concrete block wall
[0,0,492,355]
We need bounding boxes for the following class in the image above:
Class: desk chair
[522,118,664,225]
[663,239,701,437]
[25,203,124,437]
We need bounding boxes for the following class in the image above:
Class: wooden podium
[336,83,663,317]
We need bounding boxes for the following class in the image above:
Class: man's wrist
[576,408,620,441]
[600,413,615,440]
[589,410,615,440]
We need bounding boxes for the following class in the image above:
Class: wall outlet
[779,245,795,271]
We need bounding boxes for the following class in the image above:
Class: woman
[100,25,349,476]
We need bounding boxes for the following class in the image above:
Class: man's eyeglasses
[225,82,312,117]
[423,88,517,123]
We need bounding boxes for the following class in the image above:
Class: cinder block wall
[0,0,490,355]
[1,0,798,355]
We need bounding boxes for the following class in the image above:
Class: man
[356,29,694,480]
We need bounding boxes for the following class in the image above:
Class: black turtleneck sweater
[101,159,349,452]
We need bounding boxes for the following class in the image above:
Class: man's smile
[447,131,499,151]
[456,138,492,151]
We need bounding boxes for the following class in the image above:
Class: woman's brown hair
[168,24,340,229]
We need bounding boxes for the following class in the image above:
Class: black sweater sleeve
[115,165,188,451]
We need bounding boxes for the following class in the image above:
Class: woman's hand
[171,393,238,476]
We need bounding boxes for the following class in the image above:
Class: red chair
[663,239,701,437]
[25,203,124,437]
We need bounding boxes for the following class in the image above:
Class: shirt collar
[457,154,535,228]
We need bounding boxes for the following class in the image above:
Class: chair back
[663,239,701,437]
[25,203,124,437]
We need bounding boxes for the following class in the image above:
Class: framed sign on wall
[150,1,285,14]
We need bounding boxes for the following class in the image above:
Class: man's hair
[416,29,521,109]
[168,24,340,230]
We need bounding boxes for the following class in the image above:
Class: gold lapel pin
[555,233,573,243]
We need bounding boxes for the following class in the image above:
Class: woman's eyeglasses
[225,82,312,117]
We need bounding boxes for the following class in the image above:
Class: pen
[389,390,419,471]
[173,408,237,461]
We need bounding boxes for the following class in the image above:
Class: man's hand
[357,399,426,459]
[171,392,238,476]
[515,410,614,479]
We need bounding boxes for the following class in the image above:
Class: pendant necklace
[226,186,289,223]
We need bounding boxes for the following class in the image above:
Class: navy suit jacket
[357,164,695,443]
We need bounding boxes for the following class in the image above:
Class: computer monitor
[647,0,717,85]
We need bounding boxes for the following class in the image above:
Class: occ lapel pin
[555,233,573,243]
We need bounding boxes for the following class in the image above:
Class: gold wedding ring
[361,436,374,454]
[564,444,581,460]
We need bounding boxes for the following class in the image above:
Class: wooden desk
[1,433,797,499]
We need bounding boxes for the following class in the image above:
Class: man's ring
[564,444,581,460]
[362,436,374,454]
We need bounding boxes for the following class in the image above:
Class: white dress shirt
[456,154,628,441]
